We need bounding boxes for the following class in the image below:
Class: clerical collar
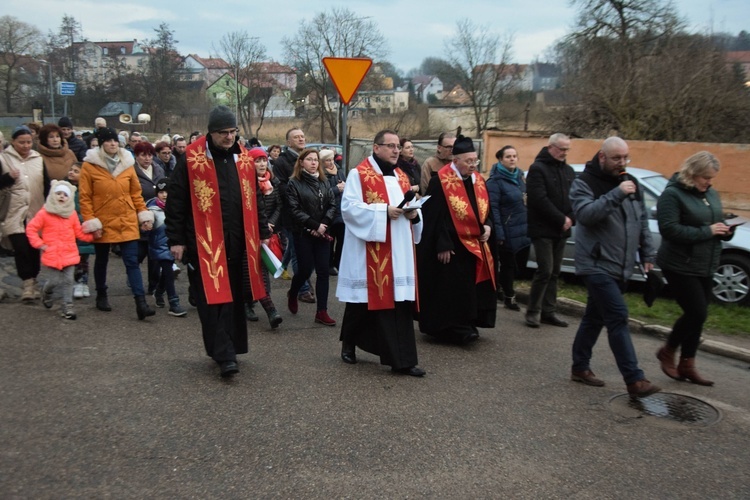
[373,153,396,176]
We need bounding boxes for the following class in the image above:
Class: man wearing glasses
[417,135,497,345]
[337,129,426,377]
[166,106,270,379]
[419,132,456,195]
[525,133,576,328]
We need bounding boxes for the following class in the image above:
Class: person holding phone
[655,151,735,386]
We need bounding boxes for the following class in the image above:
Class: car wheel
[712,254,750,306]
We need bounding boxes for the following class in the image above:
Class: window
[120,46,126,54]
[102,47,108,55]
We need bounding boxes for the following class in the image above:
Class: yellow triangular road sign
[322,57,373,106]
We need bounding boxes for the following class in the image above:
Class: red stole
[356,158,411,310]
[437,165,495,286]
[185,136,265,304]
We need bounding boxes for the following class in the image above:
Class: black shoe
[504,295,521,311]
[541,314,568,327]
[329,267,338,276]
[220,361,239,378]
[524,312,540,328]
[96,291,112,312]
[267,308,283,329]
[134,295,155,320]
[153,290,165,308]
[245,303,259,322]
[392,366,426,377]
[341,348,357,364]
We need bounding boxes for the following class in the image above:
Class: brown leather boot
[656,345,680,380]
[677,357,714,386]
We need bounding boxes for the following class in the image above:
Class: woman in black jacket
[247,147,283,328]
[285,149,337,326]
[320,149,346,275]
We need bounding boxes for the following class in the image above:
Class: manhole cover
[609,392,721,426]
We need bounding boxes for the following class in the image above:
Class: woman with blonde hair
[285,148,337,326]
[655,151,734,386]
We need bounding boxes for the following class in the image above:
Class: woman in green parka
[655,151,735,386]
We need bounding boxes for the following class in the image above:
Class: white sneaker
[73,283,84,299]
[172,263,181,277]
[82,284,90,297]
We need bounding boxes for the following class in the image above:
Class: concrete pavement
[1,256,749,498]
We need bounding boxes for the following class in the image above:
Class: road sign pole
[342,104,349,171]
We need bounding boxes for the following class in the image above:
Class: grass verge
[518,279,750,338]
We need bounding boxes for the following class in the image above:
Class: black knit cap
[95,127,119,145]
[207,105,237,133]
[58,116,73,128]
[156,181,168,193]
[451,135,475,155]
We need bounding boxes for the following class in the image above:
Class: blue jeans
[94,240,146,297]
[571,273,644,384]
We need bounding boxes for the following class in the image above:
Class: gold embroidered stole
[356,159,411,310]
[437,165,495,286]
[186,137,265,304]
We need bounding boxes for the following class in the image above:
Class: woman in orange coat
[78,127,155,320]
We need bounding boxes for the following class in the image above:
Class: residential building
[410,75,443,103]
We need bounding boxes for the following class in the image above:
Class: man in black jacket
[525,133,576,328]
[274,127,313,302]
[165,106,270,379]
[58,117,87,161]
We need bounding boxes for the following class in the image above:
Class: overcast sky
[6,0,749,73]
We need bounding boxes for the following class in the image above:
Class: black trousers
[189,254,249,363]
[8,233,40,280]
[496,246,530,297]
[663,269,712,358]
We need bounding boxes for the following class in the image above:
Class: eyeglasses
[439,144,454,150]
[605,154,631,164]
[376,143,402,151]
[216,129,238,137]
[458,158,480,166]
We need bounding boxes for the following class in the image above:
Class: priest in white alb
[336,129,426,377]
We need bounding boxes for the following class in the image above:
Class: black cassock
[417,174,496,344]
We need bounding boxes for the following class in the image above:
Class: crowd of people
[0,108,728,389]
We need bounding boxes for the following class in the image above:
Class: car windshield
[640,174,668,194]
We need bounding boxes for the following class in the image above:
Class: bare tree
[0,16,43,112]
[445,19,518,136]
[135,23,184,132]
[213,31,268,137]
[554,0,750,142]
[282,7,388,142]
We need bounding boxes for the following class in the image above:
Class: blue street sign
[58,82,77,96]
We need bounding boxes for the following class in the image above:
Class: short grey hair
[678,151,720,188]
[601,136,627,155]
[548,133,569,147]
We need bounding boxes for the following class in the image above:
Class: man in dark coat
[58,117,87,161]
[524,133,576,328]
[273,127,313,302]
[165,106,270,378]
[417,135,496,345]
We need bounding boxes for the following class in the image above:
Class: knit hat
[156,181,168,193]
[58,116,73,128]
[53,183,72,198]
[318,149,335,162]
[95,127,119,145]
[11,125,32,139]
[247,147,268,161]
[451,135,475,155]
[207,105,237,133]
[45,180,76,217]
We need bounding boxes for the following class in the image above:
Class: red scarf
[355,158,411,310]
[437,165,495,286]
[257,169,273,195]
[185,136,265,304]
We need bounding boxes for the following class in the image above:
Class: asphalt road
[1,261,749,498]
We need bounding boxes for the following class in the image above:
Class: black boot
[135,295,155,320]
[96,289,112,312]
[267,308,282,329]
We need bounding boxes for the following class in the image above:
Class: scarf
[37,142,76,180]
[258,170,273,195]
[492,163,522,186]
[139,164,153,180]
[99,149,121,174]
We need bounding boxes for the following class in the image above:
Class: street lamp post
[38,59,55,123]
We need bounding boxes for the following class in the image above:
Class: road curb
[517,290,750,364]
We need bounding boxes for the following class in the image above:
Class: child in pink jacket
[26,180,102,319]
